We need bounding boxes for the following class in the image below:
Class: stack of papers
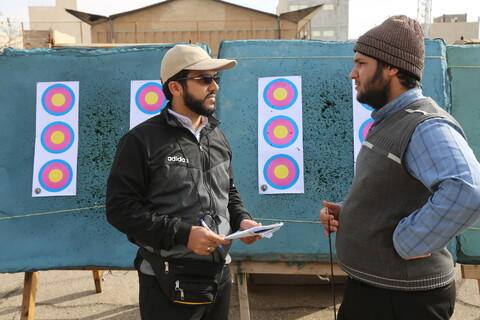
[225,222,284,239]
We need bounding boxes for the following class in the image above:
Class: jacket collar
[161,102,221,134]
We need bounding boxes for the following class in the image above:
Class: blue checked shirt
[369,88,480,259]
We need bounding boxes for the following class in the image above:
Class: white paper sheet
[32,82,79,197]
[258,76,304,194]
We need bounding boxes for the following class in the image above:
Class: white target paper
[258,76,304,194]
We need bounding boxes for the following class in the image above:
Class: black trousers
[138,266,232,320]
[338,277,456,320]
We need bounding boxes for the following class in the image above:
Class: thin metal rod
[327,209,337,320]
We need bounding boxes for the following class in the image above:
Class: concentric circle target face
[40,121,74,153]
[38,160,73,192]
[41,84,75,116]
[135,82,166,114]
[263,78,298,110]
[263,116,298,148]
[263,154,300,189]
[359,118,374,143]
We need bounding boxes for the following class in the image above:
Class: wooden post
[21,272,38,320]
[236,272,250,320]
[230,261,346,320]
[92,270,104,293]
[460,264,480,296]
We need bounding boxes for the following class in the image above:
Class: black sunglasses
[177,75,220,84]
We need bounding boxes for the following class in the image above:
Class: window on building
[323,30,335,37]
[289,4,309,11]
[323,4,334,10]
[312,30,322,37]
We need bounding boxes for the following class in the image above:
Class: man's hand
[187,226,230,255]
[238,219,262,244]
[319,201,341,237]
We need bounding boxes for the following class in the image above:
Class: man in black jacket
[106,44,261,320]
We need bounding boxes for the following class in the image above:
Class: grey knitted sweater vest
[336,98,459,291]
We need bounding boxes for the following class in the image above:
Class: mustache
[205,92,216,99]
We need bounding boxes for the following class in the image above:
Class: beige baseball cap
[160,44,237,83]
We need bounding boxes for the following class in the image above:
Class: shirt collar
[167,108,208,141]
[371,88,424,127]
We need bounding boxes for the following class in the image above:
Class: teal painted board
[217,39,450,262]
[0,45,188,273]
[447,44,480,264]
[0,40,452,272]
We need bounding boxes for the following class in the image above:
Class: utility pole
[417,0,432,38]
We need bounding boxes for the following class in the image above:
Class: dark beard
[357,66,390,110]
[183,90,215,116]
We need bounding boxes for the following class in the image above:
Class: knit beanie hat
[353,15,425,80]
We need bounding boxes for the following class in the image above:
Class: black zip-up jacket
[106,105,251,262]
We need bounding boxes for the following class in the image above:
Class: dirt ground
[0,264,478,320]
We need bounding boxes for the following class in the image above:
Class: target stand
[229,261,346,320]
[20,269,109,320]
[460,264,480,295]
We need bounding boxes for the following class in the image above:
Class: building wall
[29,0,91,43]
[90,0,294,55]
[88,0,305,56]
[277,0,349,41]
[429,21,479,44]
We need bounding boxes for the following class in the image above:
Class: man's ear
[168,81,183,97]
[386,66,399,77]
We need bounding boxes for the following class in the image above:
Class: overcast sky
[0,0,479,39]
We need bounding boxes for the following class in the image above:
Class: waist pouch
[140,248,225,306]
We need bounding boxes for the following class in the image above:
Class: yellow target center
[273,88,288,101]
[51,93,66,107]
[273,125,288,139]
[50,131,65,144]
[49,169,63,183]
[274,165,289,179]
[145,92,159,105]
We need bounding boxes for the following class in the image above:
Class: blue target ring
[359,118,374,143]
[135,82,167,114]
[41,84,76,116]
[263,78,298,110]
[263,154,300,190]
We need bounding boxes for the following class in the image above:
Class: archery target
[258,76,303,194]
[352,79,374,163]
[263,116,298,148]
[263,154,300,189]
[135,82,166,114]
[41,121,74,153]
[358,118,374,143]
[33,82,79,197]
[38,160,73,192]
[263,78,298,110]
[41,84,75,116]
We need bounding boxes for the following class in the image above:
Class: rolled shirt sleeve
[393,118,480,259]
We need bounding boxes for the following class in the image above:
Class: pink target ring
[136,82,167,114]
[41,84,75,115]
[359,118,374,142]
[38,160,73,192]
[264,116,298,148]
[263,78,298,109]
[263,154,300,189]
[41,122,74,153]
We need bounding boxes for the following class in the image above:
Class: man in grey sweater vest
[320,15,480,320]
